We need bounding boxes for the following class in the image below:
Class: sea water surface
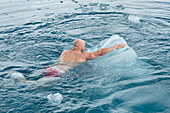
[0,0,170,112]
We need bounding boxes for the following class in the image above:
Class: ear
[78,46,81,50]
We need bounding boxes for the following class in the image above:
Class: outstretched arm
[83,44,126,60]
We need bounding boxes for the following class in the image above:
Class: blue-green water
[0,0,170,112]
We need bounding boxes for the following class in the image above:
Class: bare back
[59,50,86,63]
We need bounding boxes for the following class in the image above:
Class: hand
[115,44,126,49]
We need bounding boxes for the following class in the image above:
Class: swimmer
[11,39,125,82]
[63,39,126,62]
[42,39,125,78]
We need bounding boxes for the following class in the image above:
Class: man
[60,39,125,62]
[11,39,125,81]
[43,39,125,78]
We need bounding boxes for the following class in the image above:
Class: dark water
[0,0,170,112]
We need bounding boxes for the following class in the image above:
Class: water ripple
[0,0,169,112]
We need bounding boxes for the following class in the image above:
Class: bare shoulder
[64,50,72,52]
[60,50,72,58]
[83,52,90,55]
[83,52,91,58]
[61,50,72,54]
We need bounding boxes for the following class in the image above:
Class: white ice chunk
[10,72,25,80]
[92,35,137,67]
[128,15,140,23]
[47,93,63,105]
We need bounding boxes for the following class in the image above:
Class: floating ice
[10,72,25,80]
[128,15,140,23]
[92,35,137,67]
[47,93,63,105]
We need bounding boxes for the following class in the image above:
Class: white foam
[128,15,140,23]
[110,108,131,113]
[47,93,63,105]
[37,77,60,83]
[10,72,25,80]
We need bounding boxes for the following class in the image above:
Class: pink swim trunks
[44,67,65,78]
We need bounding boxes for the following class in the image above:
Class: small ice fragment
[10,72,25,80]
[128,15,140,23]
[47,93,63,105]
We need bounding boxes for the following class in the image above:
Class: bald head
[73,39,85,48]
[73,39,85,52]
